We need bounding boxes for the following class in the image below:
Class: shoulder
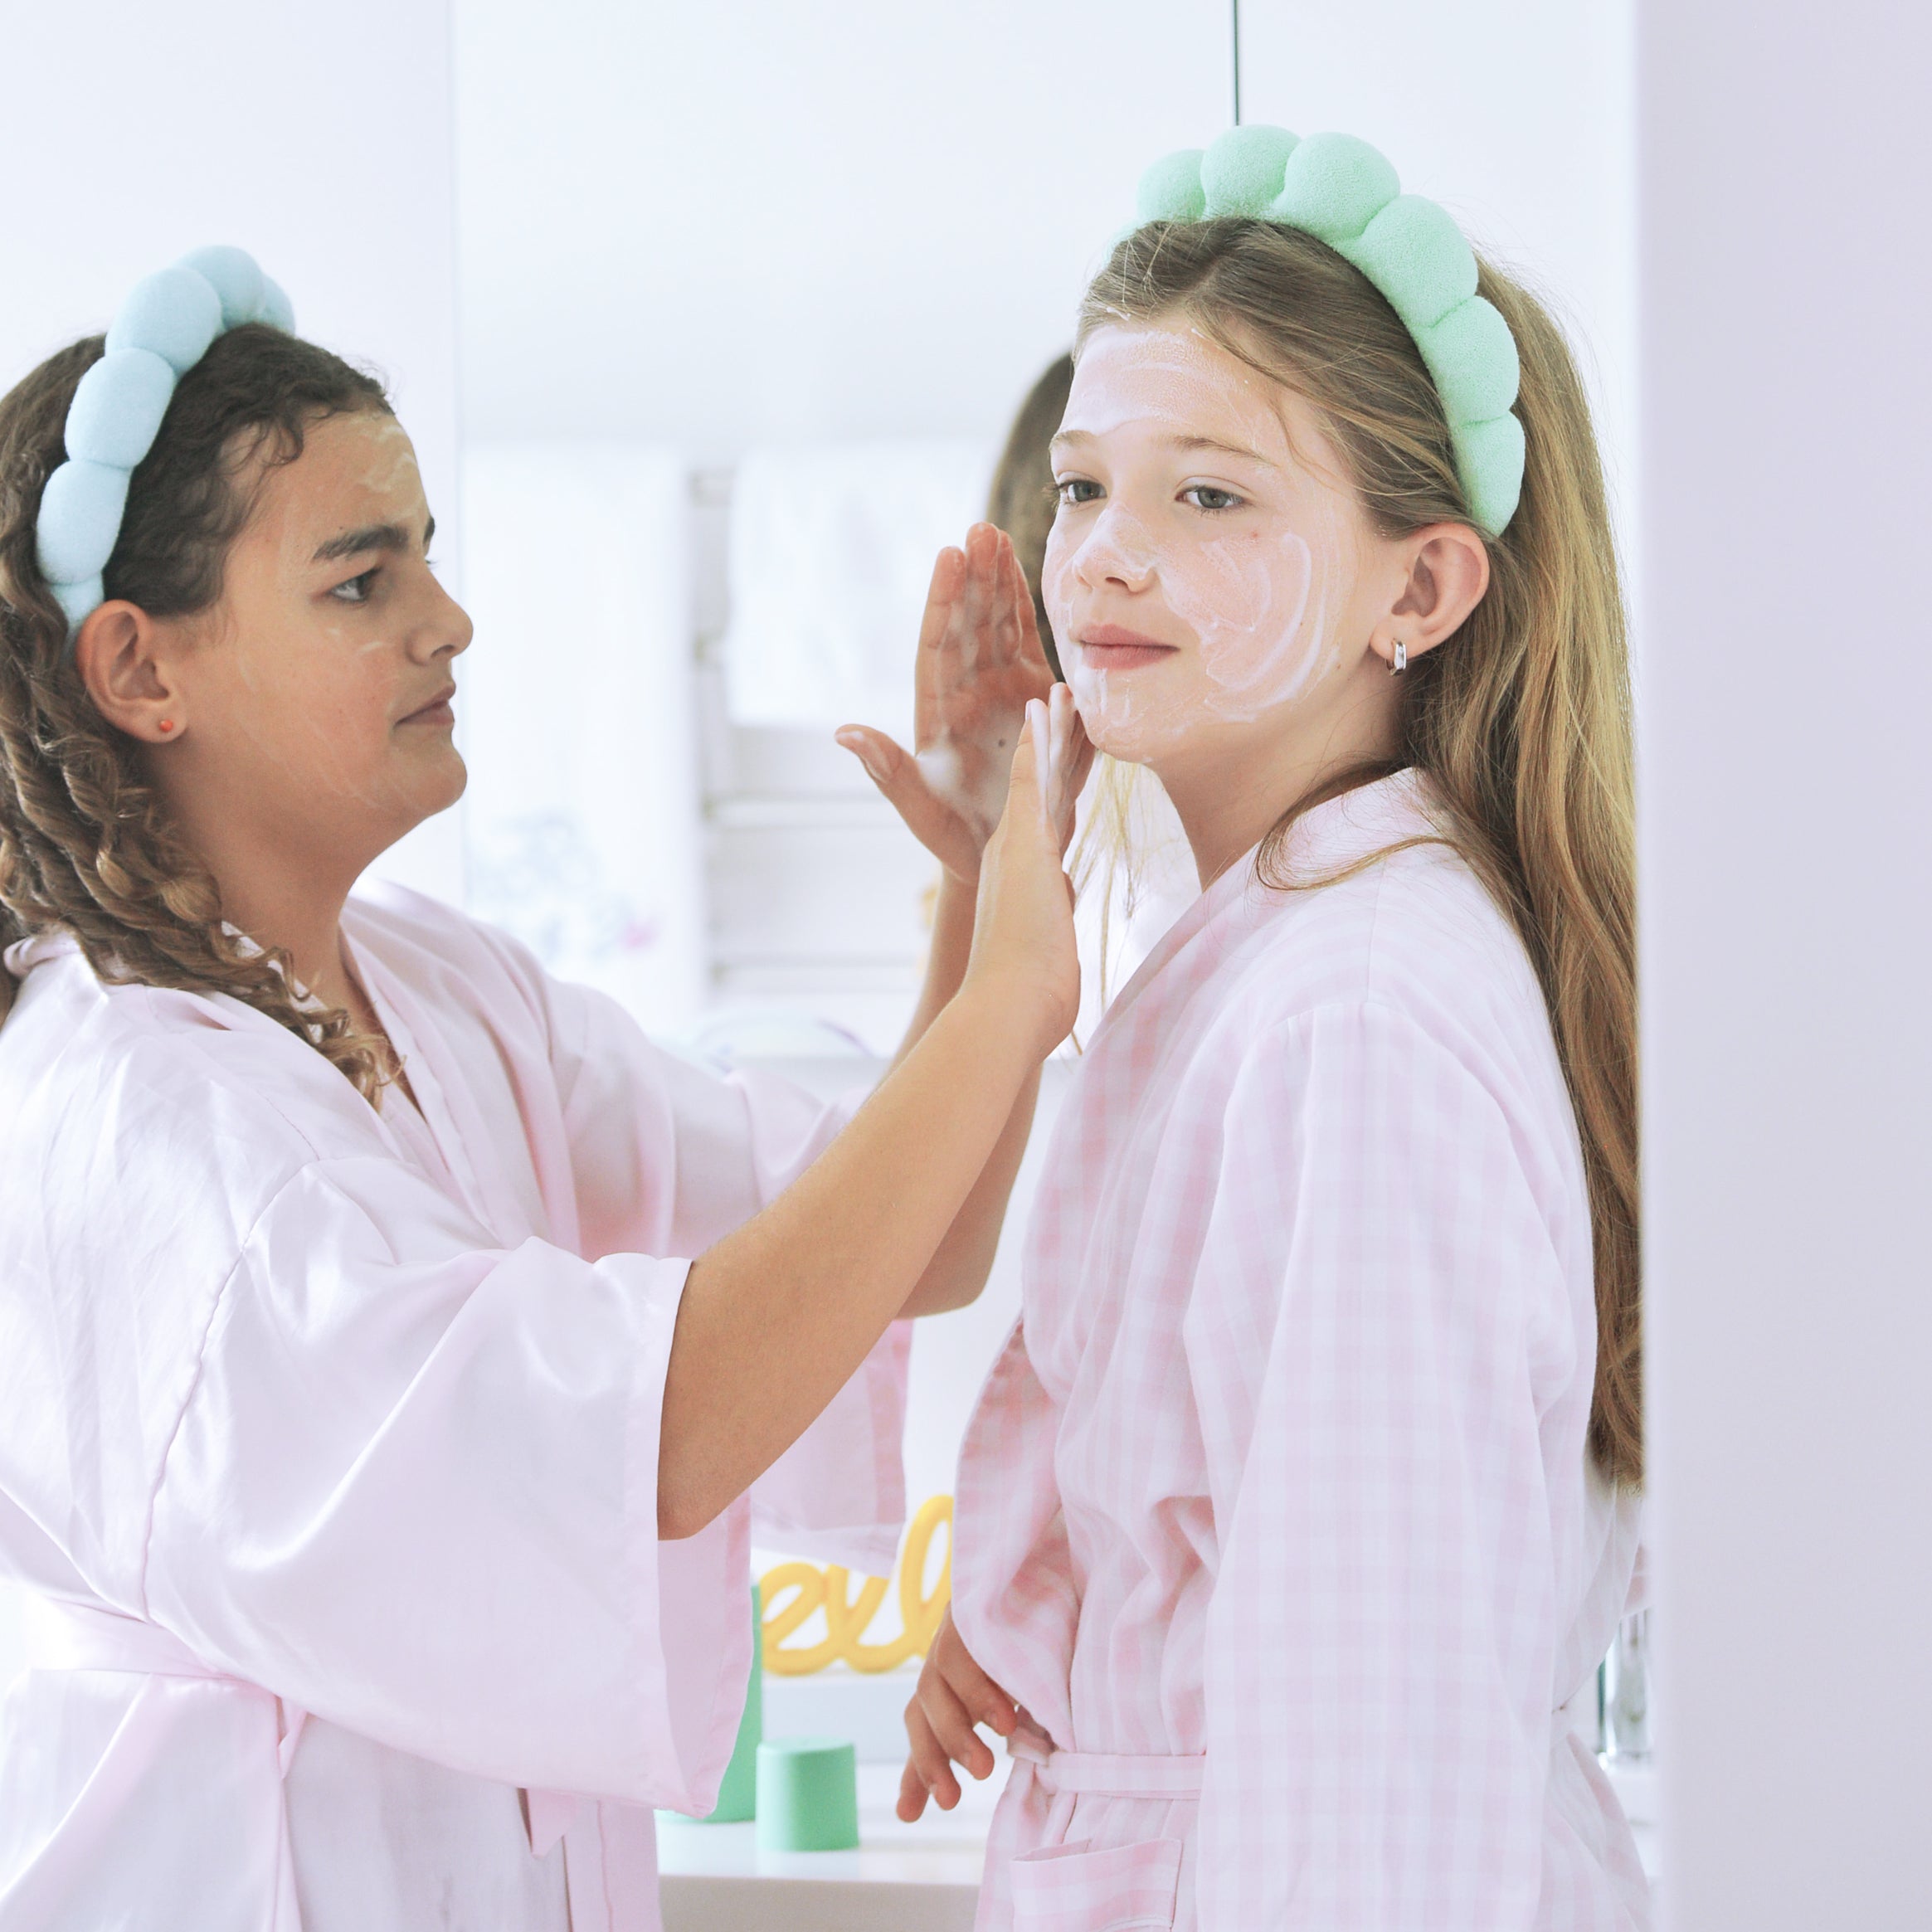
[1204,817,1573,1151]
[1221,835,1541,1048]
[0,945,367,1279]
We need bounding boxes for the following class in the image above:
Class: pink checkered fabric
[955,772,1649,1930]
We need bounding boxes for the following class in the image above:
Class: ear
[72,601,187,745]
[1369,523,1492,671]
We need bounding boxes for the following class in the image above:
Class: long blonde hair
[0,329,400,1099]
[1081,221,1641,1486]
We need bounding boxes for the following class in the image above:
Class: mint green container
[700,1581,762,1823]
[754,1737,859,1852]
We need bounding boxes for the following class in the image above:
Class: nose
[410,567,474,664]
[1073,499,1158,594]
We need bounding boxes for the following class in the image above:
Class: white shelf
[658,1761,999,1932]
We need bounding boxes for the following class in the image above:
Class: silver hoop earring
[1390,639,1408,675]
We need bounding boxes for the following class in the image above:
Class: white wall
[0,0,464,900]
[453,0,1234,458]
[1639,0,1932,1924]
[453,0,1636,559]
[1239,0,1640,578]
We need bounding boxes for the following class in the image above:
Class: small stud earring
[158,719,174,732]
[1389,640,1408,675]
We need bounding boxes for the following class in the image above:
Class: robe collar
[1086,766,1441,1049]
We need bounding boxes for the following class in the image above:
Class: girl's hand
[898,1605,1022,1821]
[960,689,1087,1062]
[837,523,1061,883]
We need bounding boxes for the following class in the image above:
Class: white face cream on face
[1044,324,1360,765]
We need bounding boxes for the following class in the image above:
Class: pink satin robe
[953,772,1650,1931]
[0,885,908,1932]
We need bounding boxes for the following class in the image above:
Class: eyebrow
[1049,429,1277,468]
[312,514,436,564]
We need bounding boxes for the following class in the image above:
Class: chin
[1075,701,1187,769]
[393,743,469,822]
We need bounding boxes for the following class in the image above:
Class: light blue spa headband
[1129,126,1524,537]
[34,246,294,640]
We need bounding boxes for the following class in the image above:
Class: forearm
[898,1063,1038,1315]
[888,868,1039,1314]
[892,868,976,1067]
[659,985,1038,1538]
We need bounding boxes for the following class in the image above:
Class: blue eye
[330,567,380,604]
[1056,478,1103,508]
[1183,484,1243,512]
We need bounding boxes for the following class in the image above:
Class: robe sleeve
[1191,1001,1579,1930]
[139,1151,752,1812]
[543,974,910,1573]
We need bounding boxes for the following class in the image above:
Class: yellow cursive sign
[760,1493,952,1676]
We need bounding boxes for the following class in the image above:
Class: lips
[398,685,457,726]
[1075,625,1181,672]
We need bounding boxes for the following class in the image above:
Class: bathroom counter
[658,1761,997,1932]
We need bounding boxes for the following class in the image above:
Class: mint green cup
[754,1738,859,1852]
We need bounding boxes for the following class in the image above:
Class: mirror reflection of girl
[901,144,1647,1930]
[0,272,1084,1930]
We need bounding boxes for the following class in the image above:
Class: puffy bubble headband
[33,245,295,642]
[1131,126,1524,537]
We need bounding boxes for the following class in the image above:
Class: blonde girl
[898,129,1646,1930]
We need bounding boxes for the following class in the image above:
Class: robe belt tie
[22,1594,309,1773]
[1007,1728,1207,1799]
[22,1595,309,1930]
[1009,1681,1599,1804]
[24,1599,608,1931]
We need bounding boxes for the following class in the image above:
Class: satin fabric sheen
[0,885,910,1930]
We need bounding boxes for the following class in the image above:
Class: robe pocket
[1010,1835,1184,1931]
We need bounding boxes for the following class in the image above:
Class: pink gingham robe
[0,884,908,1932]
[955,771,1648,1930]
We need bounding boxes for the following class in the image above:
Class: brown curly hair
[0,324,401,1099]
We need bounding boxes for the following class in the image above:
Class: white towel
[459,442,708,1031]
[722,440,995,741]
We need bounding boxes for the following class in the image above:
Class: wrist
[951,969,1064,1066]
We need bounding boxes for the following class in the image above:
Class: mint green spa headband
[1130,126,1524,537]
[35,246,294,642]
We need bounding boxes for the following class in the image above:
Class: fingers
[835,725,981,882]
[921,1672,999,1781]
[1003,698,1043,814]
[897,1610,1024,1823]
[958,523,1010,672]
[917,547,966,660]
[913,547,966,743]
[902,1698,963,1813]
[835,724,903,792]
[1004,543,1054,679]
[932,1615,1020,1738]
[1029,698,1054,826]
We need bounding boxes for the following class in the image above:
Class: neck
[215,859,362,1010]
[156,779,373,1011]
